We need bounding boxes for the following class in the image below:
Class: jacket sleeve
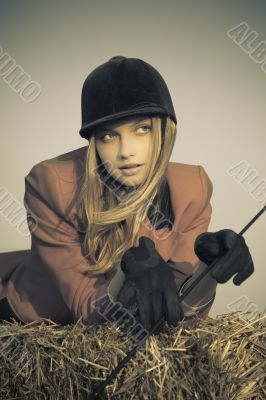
[167,165,217,319]
[24,161,116,326]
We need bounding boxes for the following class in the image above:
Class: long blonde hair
[78,115,177,275]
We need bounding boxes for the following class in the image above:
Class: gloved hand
[194,229,254,285]
[116,236,184,333]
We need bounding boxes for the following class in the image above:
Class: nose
[118,136,137,158]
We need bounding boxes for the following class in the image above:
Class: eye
[136,125,152,133]
[99,132,116,142]
[98,125,152,142]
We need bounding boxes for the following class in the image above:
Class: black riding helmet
[79,55,177,146]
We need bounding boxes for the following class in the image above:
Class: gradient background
[0,0,265,319]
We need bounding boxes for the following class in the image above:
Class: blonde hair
[78,115,177,275]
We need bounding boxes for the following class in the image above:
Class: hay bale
[0,311,265,399]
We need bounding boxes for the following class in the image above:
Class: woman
[0,56,254,333]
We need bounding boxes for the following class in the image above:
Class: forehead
[95,115,151,131]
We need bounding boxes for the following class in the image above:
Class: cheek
[95,145,109,161]
[137,135,152,153]
[142,135,153,155]
[96,146,117,172]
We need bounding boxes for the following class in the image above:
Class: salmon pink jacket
[0,146,216,325]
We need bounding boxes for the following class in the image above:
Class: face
[94,115,154,187]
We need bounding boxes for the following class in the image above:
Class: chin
[118,177,141,188]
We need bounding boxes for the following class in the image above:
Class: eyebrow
[102,117,150,131]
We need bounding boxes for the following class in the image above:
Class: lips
[119,164,143,175]
[120,164,142,169]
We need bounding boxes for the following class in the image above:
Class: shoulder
[27,146,87,184]
[167,161,213,231]
[24,146,87,227]
[25,146,87,192]
[167,161,213,197]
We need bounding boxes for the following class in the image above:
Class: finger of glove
[194,232,226,263]
[210,239,248,283]
[117,281,136,308]
[125,237,155,262]
[138,236,156,253]
[122,251,162,275]
[215,229,242,250]
[162,280,180,327]
[233,255,254,285]
[152,290,163,327]
[135,290,152,332]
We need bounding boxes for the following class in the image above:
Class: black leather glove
[116,236,184,332]
[194,229,254,285]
